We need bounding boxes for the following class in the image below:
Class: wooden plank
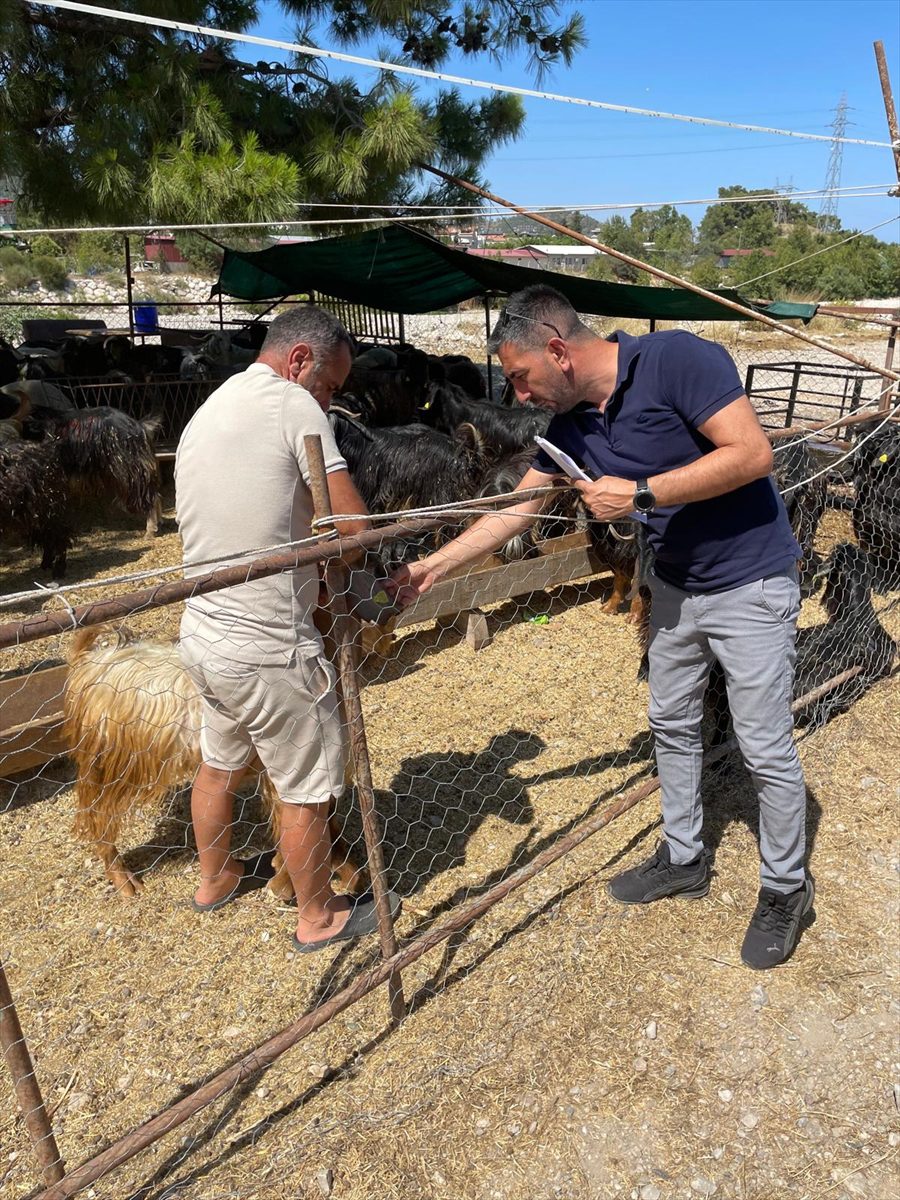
[397,542,606,629]
[0,664,68,731]
[0,715,67,779]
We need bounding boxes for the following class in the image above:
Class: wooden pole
[766,406,900,441]
[303,436,406,1024]
[879,324,898,413]
[484,293,495,403]
[0,489,557,652]
[0,960,65,1187]
[874,40,900,182]
[417,161,900,383]
[123,236,135,340]
[30,663,861,1200]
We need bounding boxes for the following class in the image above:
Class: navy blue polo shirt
[531,330,800,592]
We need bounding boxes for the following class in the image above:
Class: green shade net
[213,223,817,324]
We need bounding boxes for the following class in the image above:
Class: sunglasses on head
[503,311,564,340]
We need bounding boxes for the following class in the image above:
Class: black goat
[853,425,900,589]
[772,437,827,593]
[329,406,485,514]
[420,382,550,460]
[0,439,72,576]
[706,542,895,742]
[22,407,163,554]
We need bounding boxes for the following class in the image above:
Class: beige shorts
[180,643,347,805]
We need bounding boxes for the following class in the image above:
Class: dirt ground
[0,495,898,1200]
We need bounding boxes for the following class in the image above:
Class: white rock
[633,1056,648,1073]
[691,1179,717,1196]
[220,1026,244,1039]
[644,1021,658,1040]
[750,985,769,1007]
[741,1111,760,1129]
[718,1088,733,1103]
[315,1166,334,1196]
[639,1186,661,1200]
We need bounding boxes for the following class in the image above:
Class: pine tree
[1,1,586,224]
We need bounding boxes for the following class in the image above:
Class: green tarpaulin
[213,223,817,324]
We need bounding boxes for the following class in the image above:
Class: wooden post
[880,324,898,413]
[418,161,900,384]
[484,293,495,403]
[0,960,65,1187]
[874,41,900,183]
[123,236,135,340]
[303,435,406,1024]
[785,361,802,427]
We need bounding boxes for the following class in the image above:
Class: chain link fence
[0,308,898,1199]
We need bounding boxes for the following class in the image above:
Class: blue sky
[250,0,900,240]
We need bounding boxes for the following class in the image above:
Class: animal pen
[1,217,900,1196]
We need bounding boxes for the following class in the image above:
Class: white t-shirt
[175,362,347,663]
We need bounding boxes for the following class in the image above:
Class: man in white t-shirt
[176,307,399,952]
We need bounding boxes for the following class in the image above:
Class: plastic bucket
[134,304,159,333]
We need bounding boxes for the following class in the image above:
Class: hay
[1,504,898,1198]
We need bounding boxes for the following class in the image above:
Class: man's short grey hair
[487,285,594,354]
[260,305,353,360]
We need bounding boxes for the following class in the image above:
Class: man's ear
[547,336,571,371]
[287,342,314,380]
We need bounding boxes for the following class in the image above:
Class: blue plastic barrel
[134,304,159,333]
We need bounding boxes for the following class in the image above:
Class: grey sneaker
[608,840,710,904]
[741,878,815,969]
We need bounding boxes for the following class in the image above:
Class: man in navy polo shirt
[391,284,814,970]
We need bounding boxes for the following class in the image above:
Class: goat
[25,406,163,543]
[0,438,72,575]
[706,542,895,742]
[853,425,900,589]
[772,437,827,592]
[419,382,550,460]
[64,624,368,900]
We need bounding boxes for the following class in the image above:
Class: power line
[28,1,895,150]
[11,186,894,237]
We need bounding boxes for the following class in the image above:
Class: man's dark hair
[487,285,594,354]
[260,305,352,360]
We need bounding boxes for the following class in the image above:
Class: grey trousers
[647,565,807,892]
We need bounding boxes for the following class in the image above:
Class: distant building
[466,247,548,269]
[717,248,775,269]
[521,244,600,274]
[144,234,188,271]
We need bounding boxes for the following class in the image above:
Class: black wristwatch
[633,478,656,514]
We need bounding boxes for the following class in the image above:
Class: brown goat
[64,624,367,900]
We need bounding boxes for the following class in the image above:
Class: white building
[522,244,600,274]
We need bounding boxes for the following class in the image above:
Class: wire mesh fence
[0,311,898,1199]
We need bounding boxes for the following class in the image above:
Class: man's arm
[574,395,773,521]
[326,469,371,552]
[388,465,557,605]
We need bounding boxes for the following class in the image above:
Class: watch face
[635,490,653,512]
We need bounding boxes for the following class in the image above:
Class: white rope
[0,530,339,610]
[11,186,894,238]
[28,2,894,149]
[735,215,900,288]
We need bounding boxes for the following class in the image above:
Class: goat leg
[600,566,632,615]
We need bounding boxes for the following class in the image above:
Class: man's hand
[574,476,637,522]
[386,557,446,609]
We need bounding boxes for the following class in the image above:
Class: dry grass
[0,502,898,1200]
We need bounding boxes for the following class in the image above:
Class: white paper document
[534,436,593,482]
